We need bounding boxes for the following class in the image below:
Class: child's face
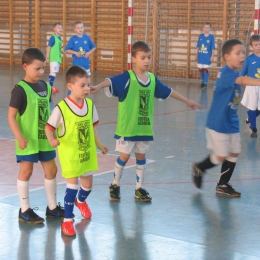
[53,24,62,36]
[251,40,260,55]
[132,51,152,71]
[74,23,84,36]
[224,44,245,70]
[23,59,45,83]
[203,24,211,35]
[68,76,90,99]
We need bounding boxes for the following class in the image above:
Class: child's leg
[41,159,57,210]
[64,182,78,220]
[49,74,56,87]
[203,68,209,85]
[247,110,257,131]
[135,154,146,189]
[112,155,128,186]
[17,161,33,212]
[199,68,204,83]
[218,155,238,185]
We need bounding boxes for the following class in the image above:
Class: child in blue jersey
[45,66,108,237]
[46,22,63,93]
[65,21,96,95]
[8,48,65,225]
[196,22,215,90]
[241,34,260,137]
[192,39,260,197]
[91,41,201,202]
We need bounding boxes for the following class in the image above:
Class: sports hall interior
[0,1,260,259]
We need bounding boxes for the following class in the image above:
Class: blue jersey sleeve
[154,77,172,99]
[86,35,96,49]
[241,57,249,76]
[64,36,75,51]
[48,36,55,47]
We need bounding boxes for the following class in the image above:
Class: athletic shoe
[245,119,251,128]
[46,203,75,218]
[216,183,241,197]
[75,199,92,219]
[18,208,44,224]
[135,188,152,202]
[51,87,59,93]
[251,130,258,137]
[192,163,204,189]
[109,184,120,201]
[200,82,204,88]
[61,221,76,236]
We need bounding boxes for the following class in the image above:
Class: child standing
[240,34,260,137]
[91,41,201,202]
[7,48,65,224]
[196,22,215,90]
[46,22,63,93]
[45,66,108,237]
[65,21,96,95]
[192,39,260,197]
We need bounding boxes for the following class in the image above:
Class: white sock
[17,179,30,213]
[112,161,124,186]
[44,177,57,210]
[136,164,145,189]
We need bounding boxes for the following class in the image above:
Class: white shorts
[240,85,260,110]
[206,128,241,156]
[197,64,211,69]
[50,62,60,74]
[115,138,150,154]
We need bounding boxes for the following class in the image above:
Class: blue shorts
[16,150,56,163]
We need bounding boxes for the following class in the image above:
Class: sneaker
[46,203,75,218]
[61,221,76,236]
[52,87,59,93]
[245,118,251,128]
[18,208,44,224]
[192,163,204,189]
[216,183,241,197]
[200,82,204,88]
[75,199,92,219]
[251,130,258,137]
[109,184,120,201]
[135,188,152,202]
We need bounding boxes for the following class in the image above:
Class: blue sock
[203,69,209,85]
[77,186,91,203]
[199,69,204,82]
[247,110,257,130]
[64,188,78,218]
[49,75,55,87]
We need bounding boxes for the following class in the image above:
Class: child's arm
[84,47,96,58]
[170,89,202,109]
[7,107,28,149]
[65,49,81,58]
[90,78,111,94]
[45,126,60,148]
[46,46,51,62]
[236,76,260,86]
[94,127,109,154]
[210,49,214,63]
[196,47,199,61]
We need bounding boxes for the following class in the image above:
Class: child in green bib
[45,65,108,237]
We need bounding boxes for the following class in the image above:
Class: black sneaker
[19,208,44,224]
[46,203,75,218]
[109,184,120,201]
[216,183,241,197]
[245,118,251,128]
[200,82,204,88]
[251,130,258,137]
[192,163,204,189]
[135,188,152,202]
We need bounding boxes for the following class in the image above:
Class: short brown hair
[53,22,62,28]
[66,66,89,84]
[22,48,46,65]
[131,41,151,57]
[250,34,260,45]
[74,21,83,27]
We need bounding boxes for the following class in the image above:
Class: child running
[192,39,260,197]
[91,41,201,202]
[45,65,108,236]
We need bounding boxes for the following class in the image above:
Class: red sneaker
[75,199,92,219]
[52,87,59,93]
[61,221,76,236]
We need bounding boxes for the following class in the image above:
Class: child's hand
[75,52,81,58]
[90,86,98,94]
[18,138,28,150]
[99,145,109,154]
[49,139,60,148]
[84,52,90,58]
[186,100,202,109]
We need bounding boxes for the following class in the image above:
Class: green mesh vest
[57,98,98,179]
[15,80,54,155]
[50,34,62,63]
[115,70,155,137]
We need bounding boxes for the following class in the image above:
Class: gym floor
[0,67,260,260]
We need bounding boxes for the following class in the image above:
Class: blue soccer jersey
[197,34,215,65]
[65,34,96,70]
[108,71,172,141]
[241,53,260,78]
[206,66,241,133]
